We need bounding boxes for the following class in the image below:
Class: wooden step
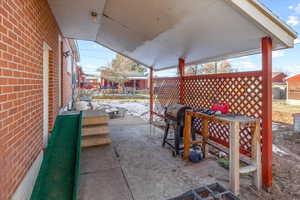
[81,136,112,148]
[83,116,109,126]
[82,110,109,126]
[82,126,109,136]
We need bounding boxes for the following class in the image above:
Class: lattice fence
[153,77,180,117]
[152,71,263,156]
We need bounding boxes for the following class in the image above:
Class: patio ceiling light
[90,11,98,23]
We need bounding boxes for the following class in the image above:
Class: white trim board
[11,151,43,200]
[58,35,62,108]
[43,42,51,148]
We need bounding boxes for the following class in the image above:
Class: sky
[78,0,300,77]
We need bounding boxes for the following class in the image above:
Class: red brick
[0,42,7,50]
[0,0,75,199]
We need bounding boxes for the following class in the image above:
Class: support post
[133,79,136,95]
[149,68,154,124]
[183,112,192,160]
[202,118,209,158]
[179,58,185,104]
[229,122,240,195]
[261,37,273,189]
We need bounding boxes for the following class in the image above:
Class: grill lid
[165,104,191,124]
[165,104,186,118]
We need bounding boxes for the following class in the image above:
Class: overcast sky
[78,0,300,76]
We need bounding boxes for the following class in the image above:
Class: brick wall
[0,0,74,199]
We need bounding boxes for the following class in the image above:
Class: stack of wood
[81,110,111,147]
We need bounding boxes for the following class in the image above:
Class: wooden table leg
[202,118,209,158]
[229,122,240,195]
[252,120,262,190]
[183,113,192,160]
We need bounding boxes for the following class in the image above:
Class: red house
[286,74,300,103]
[272,72,287,83]
[100,71,148,91]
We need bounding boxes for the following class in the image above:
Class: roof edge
[248,0,297,39]
[285,74,300,80]
[226,0,297,49]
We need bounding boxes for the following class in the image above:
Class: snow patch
[94,101,150,121]
[272,144,288,155]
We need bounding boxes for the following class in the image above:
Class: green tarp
[30,112,82,200]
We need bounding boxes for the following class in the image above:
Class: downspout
[71,55,75,110]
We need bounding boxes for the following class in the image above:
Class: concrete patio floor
[79,116,257,200]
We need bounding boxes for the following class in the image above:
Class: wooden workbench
[183,110,261,195]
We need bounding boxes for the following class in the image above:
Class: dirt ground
[257,123,300,200]
[272,101,300,124]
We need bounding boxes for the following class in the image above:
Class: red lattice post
[149,67,154,124]
[179,58,185,104]
[261,37,273,189]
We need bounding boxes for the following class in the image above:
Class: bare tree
[98,55,146,93]
[185,61,232,76]
[185,65,199,76]
[199,60,232,74]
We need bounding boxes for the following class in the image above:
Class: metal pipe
[150,68,154,124]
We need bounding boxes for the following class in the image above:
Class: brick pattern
[288,80,300,100]
[0,0,73,199]
[48,50,55,131]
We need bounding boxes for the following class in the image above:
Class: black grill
[162,104,193,156]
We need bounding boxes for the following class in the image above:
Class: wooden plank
[190,140,202,145]
[202,118,209,158]
[207,140,252,164]
[252,120,262,190]
[83,110,108,118]
[81,136,112,148]
[229,121,240,195]
[239,165,257,174]
[183,113,192,160]
[261,37,273,188]
[83,116,109,126]
[83,126,109,136]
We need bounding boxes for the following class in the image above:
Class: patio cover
[48,0,297,70]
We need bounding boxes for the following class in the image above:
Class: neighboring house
[286,74,300,104]
[100,71,148,91]
[272,72,287,83]
[75,67,99,89]
[85,74,100,88]
[76,66,86,88]
[272,72,287,99]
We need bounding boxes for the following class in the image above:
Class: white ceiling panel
[48,0,106,40]
[48,0,297,70]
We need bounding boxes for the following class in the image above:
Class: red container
[211,102,229,114]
